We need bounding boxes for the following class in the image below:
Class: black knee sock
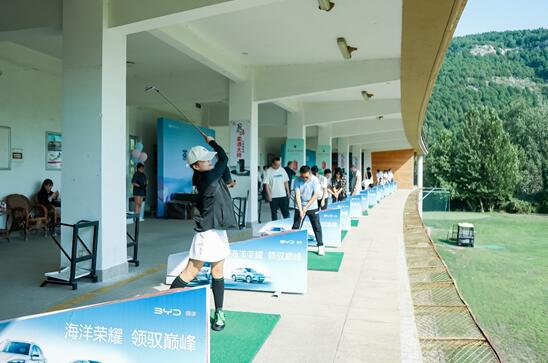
[170,276,189,289]
[211,277,224,310]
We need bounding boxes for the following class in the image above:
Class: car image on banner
[0,340,47,363]
[230,268,265,284]
[167,230,308,294]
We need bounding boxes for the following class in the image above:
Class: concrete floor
[0,190,421,363]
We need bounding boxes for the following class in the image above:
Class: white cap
[187,145,217,165]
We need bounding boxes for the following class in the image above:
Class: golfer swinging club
[170,132,237,332]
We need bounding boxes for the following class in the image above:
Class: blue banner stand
[349,195,362,219]
[256,208,342,248]
[0,287,210,363]
[167,230,308,294]
[328,200,351,230]
[359,190,369,215]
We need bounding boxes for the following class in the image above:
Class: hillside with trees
[423,29,547,212]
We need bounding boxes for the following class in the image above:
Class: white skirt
[188,229,231,262]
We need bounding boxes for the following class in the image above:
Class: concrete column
[417,154,424,217]
[337,137,350,191]
[316,125,332,171]
[62,0,128,280]
[417,154,424,188]
[229,77,259,222]
[363,149,372,171]
[351,145,362,174]
[285,111,306,170]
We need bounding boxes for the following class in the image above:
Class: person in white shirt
[349,164,362,196]
[376,169,383,185]
[362,166,372,189]
[383,170,389,185]
[388,168,394,182]
[263,156,290,220]
[311,166,329,210]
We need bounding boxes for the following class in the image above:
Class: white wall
[0,42,62,226]
[0,41,215,221]
[258,137,285,166]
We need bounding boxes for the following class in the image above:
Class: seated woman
[38,179,61,207]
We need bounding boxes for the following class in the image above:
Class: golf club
[144,85,207,137]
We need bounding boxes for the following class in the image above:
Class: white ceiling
[296,81,400,103]
[0,28,61,58]
[188,0,402,66]
[127,32,213,76]
[0,0,409,150]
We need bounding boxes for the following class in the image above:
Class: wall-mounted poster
[46,131,62,170]
[0,126,10,170]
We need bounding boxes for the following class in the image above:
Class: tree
[424,129,454,191]
[502,103,548,198]
[451,107,520,211]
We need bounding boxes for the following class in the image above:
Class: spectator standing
[349,164,362,196]
[323,169,332,210]
[284,161,296,191]
[383,170,389,185]
[331,167,347,202]
[376,169,383,185]
[132,163,147,214]
[263,157,290,221]
[311,166,329,210]
[362,167,373,189]
[388,168,394,182]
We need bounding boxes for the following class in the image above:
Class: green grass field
[423,212,548,363]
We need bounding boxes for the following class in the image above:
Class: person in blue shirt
[292,165,325,256]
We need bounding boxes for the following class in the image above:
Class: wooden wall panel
[371,149,415,189]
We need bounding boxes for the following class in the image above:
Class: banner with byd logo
[167,230,308,294]
[0,287,209,363]
[256,208,342,248]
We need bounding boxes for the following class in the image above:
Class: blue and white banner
[368,187,378,207]
[359,190,369,214]
[377,186,382,203]
[0,288,209,363]
[328,200,351,230]
[349,195,362,219]
[167,230,308,294]
[256,208,342,248]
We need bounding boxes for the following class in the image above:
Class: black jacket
[192,140,237,232]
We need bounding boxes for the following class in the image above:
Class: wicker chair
[34,194,60,233]
[5,194,48,239]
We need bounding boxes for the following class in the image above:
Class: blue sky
[454,0,548,36]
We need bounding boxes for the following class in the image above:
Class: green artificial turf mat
[351,219,359,227]
[307,251,344,271]
[211,310,280,363]
[341,230,348,241]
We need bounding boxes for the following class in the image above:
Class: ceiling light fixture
[337,37,357,59]
[317,0,335,12]
[361,91,374,101]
